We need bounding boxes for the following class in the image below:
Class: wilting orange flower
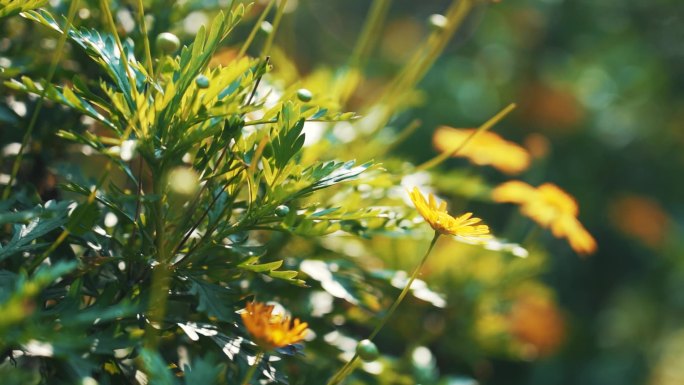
[408,187,491,240]
[433,126,531,174]
[241,302,308,350]
[492,181,596,255]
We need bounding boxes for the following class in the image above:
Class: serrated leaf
[22,9,144,110]
[238,257,283,273]
[189,278,237,322]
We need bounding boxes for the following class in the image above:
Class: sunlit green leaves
[239,257,306,286]
[5,76,118,132]
[0,0,46,19]
[271,110,306,169]
[22,9,145,109]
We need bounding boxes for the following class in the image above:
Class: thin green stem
[2,0,80,200]
[415,103,517,171]
[241,351,264,385]
[366,0,474,137]
[348,0,391,69]
[327,233,441,385]
[100,0,137,93]
[135,0,154,77]
[336,0,390,106]
[261,0,288,58]
[238,0,276,58]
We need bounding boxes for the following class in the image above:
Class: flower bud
[156,32,181,54]
[428,14,448,31]
[275,205,290,217]
[356,339,379,362]
[296,88,313,102]
[195,74,210,89]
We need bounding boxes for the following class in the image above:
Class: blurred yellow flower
[508,293,566,357]
[408,187,491,240]
[492,181,596,255]
[241,302,308,350]
[433,126,531,174]
[610,194,670,248]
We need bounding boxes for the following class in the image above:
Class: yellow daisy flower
[241,302,308,350]
[433,126,531,175]
[408,187,491,240]
[492,181,596,255]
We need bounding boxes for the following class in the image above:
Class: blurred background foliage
[1,0,683,384]
[254,1,684,384]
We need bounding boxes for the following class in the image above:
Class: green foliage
[0,0,46,19]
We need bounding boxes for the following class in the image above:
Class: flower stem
[241,351,264,385]
[144,176,171,349]
[326,233,441,385]
[415,103,517,172]
[238,0,276,58]
[261,0,288,58]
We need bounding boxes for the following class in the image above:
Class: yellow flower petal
[433,126,531,174]
[409,187,492,240]
[493,181,596,255]
[241,302,308,350]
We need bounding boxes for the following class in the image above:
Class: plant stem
[327,233,441,385]
[2,0,80,200]
[238,0,276,58]
[365,0,474,136]
[415,103,517,171]
[241,351,264,385]
[135,0,154,77]
[144,175,171,349]
[261,0,288,58]
[348,0,391,69]
[336,0,390,105]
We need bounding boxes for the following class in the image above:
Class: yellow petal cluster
[492,181,596,255]
[433,126,531,174]
[408,187,491,240]
[241,302,308,350]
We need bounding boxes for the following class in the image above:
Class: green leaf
[238,257,283,273]
[271,117,306,169]
[0,0,46,19]
[189,278,238,322]
[65,202,100,236]
[183,355,226,385]
[139,349,179,385]
[22,9,144,110]
[238,257,306,286]
[0,201,71,261]
[5,76,118,132]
